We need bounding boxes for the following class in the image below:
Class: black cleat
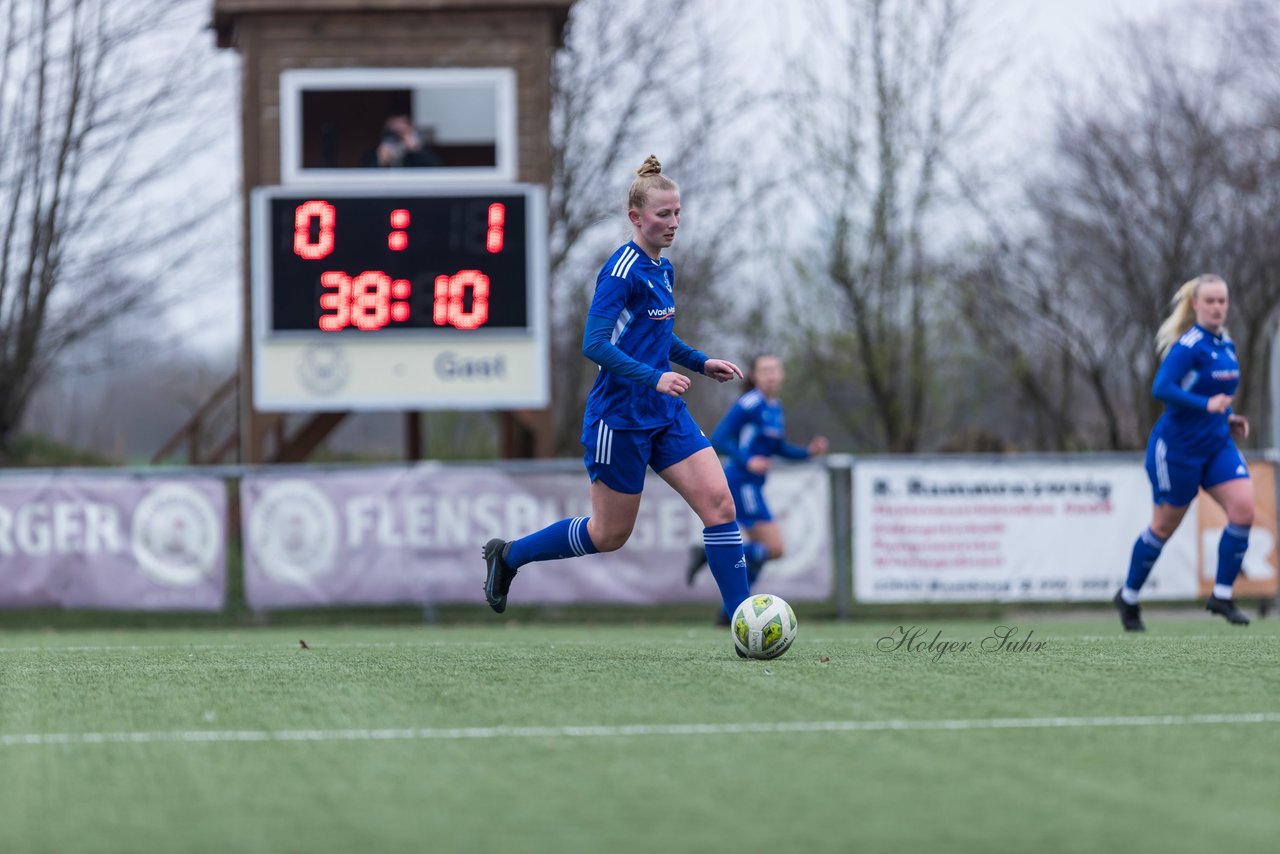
[1206,595,1250,625]
[1113,589,1145,632]
[685,546,708,585]
[482,538,517,614]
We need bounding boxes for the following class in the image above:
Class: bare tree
[1226,0,1280,92]
[961,5,1280,450]
[0,0,225,460]
[779,0,996,452]
[546,0,760,453]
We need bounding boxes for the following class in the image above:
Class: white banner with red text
[852,458,1277,603]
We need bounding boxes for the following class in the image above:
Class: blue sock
[744,542,768,586]
[1123,527,1167,596]
[506,516,597,569]
[1215,524,1250,590]
[703,522,750,618]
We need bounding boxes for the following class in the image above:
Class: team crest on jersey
[663,271,672,292]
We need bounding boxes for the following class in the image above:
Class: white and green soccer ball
[731,593,798,660]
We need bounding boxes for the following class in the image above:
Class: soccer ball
[731,593,798,660]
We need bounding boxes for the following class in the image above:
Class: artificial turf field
[1,613,1277,853]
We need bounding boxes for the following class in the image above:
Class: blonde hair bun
[636,155,662,178]
[627,154,677,210]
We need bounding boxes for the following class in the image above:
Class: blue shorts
[726,467,773,526]
[1146,434,1249,506]
[582,408,712,494]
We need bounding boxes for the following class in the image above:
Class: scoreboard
[249,184,548,410]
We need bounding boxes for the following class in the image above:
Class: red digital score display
[269,194,530,333]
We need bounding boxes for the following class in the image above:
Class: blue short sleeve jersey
[1150,324,1239,459]
[581,241,685,433]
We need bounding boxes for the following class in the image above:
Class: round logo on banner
[131,483,220,586]
[297,343,349,396]
[248,480,339,585]
[772,471,826,579]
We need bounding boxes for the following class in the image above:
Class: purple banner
[242,465,832,609]
[0,476,227,610]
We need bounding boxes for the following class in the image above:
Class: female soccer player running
[482,155,752,629]
[686,355,828,596]
[1114,274,1253,631]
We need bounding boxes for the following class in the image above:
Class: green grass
[0,433,112,466]
[1,614,1277,854]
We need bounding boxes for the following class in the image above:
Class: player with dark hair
[686,354,827,601]
[482,155,752,634]
[1114,274,1253,631]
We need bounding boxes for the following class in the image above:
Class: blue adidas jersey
[1151,323,1240,458]
[710,389,809,481]
[581,241,686,431]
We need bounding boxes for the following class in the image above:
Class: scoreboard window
[279,68,516,185]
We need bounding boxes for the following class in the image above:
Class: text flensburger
[0,477,227,610]
[240,465,832,609]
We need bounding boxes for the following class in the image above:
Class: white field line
[809,635,1280,643]
[3,713,1279,748]
[0,644,244,653]
[1070,635,1280,641]
[0,641,508,654]
[5,635,1274,653]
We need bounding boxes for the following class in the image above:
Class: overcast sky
[169,0,1190,359]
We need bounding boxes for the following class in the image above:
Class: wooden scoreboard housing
[212,0,573,462]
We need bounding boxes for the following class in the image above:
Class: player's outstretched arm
[667,333,740,382]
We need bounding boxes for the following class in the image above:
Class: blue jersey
[581,242,694,432]
[1150,323,1240,459]
[710,389,809,482]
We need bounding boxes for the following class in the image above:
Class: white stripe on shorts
[595,423,613,466]
[1155,438,1171,492]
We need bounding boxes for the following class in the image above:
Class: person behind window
[361,115,441,168]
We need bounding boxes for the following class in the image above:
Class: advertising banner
[853,459,1209,603]
[0,476,227,610]
[241,464,832,609]
[1195,460,1279,599]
